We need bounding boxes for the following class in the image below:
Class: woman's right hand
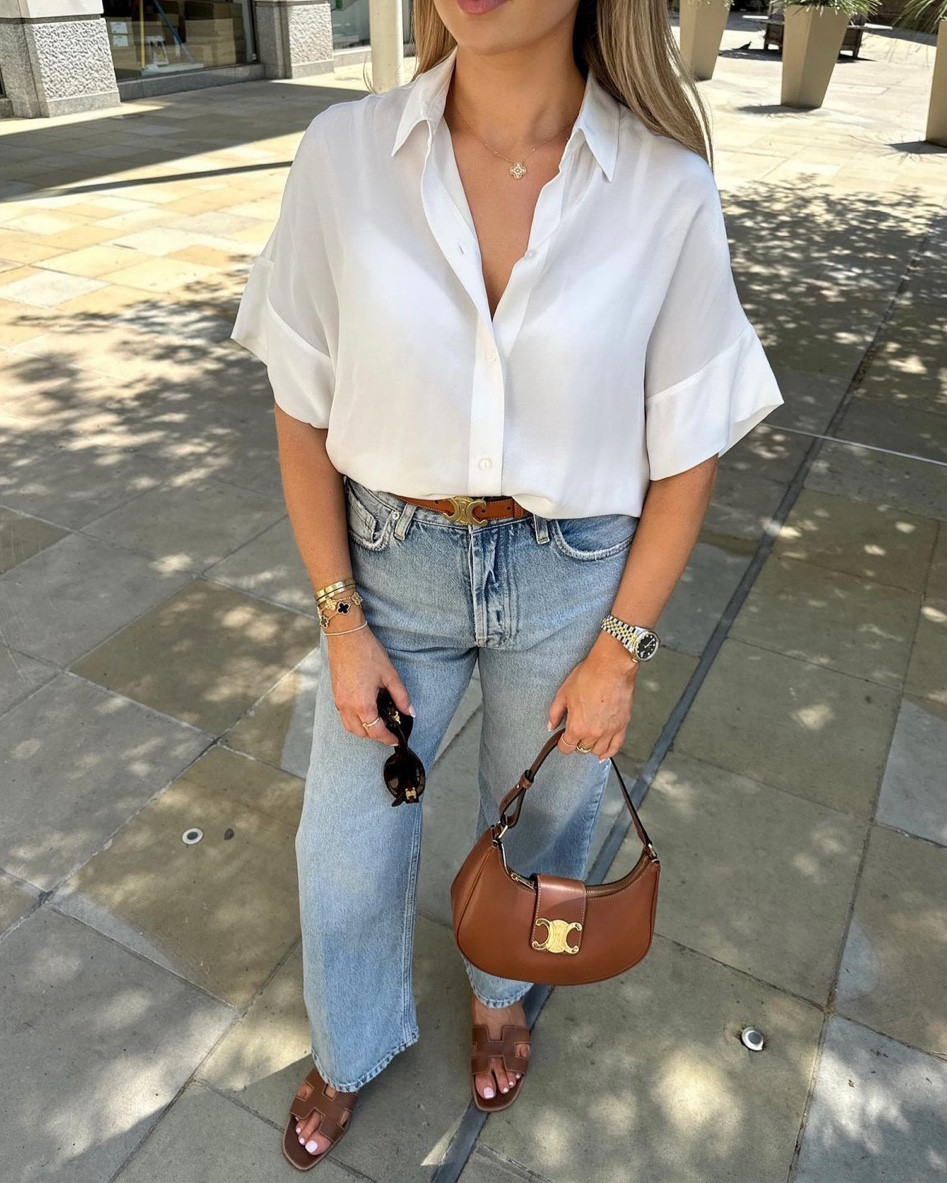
[324,623,414,747]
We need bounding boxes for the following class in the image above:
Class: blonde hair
[405,0,715,169]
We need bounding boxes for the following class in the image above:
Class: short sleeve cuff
[645,324,784,480]
[230,254,334,428]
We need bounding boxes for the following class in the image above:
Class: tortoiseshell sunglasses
[376,687,426,806]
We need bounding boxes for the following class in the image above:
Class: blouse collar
[390,45,620,182]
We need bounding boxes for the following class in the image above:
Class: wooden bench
[741,11,889,59]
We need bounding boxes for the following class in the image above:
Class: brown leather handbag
[450,728,660,986]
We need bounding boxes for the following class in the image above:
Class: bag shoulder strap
[497,728,656,856]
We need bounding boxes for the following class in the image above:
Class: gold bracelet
[323,620,369,637]
[317,588,364,630]
[314,577,356,603]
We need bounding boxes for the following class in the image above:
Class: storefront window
[103,0,255,78]
[331,0,413,49]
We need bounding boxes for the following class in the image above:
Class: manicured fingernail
[483,1087,494,1098]
[408,705,416,716]
[547,721,552,730]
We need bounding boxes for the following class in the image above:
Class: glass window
[103,0,256,78]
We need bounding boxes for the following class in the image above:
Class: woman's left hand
[547,636,640,762]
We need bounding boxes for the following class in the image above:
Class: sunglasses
[377,687,426,806]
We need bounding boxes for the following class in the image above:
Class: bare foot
[471,993,529,1102]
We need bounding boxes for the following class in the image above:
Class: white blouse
[230,45,784,519]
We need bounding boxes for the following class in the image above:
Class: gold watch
[600,614,660,663]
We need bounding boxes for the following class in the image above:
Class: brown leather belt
[392,493,527,527]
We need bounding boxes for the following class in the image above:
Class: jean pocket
[549,513,639,562]
[345,479,396,553]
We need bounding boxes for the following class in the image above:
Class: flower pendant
[509,161,527,180]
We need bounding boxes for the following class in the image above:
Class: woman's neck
[445,40,587,157]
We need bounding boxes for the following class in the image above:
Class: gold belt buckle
[444,495,488,526]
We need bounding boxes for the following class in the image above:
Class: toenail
[298,1136,306,1144]
[483,1087,494,1098]
[306,1140,319,1153]
[501,1085,509,1092]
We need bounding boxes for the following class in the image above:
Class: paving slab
[481,935,823,1183]
[609,750,866,1004]
[655,541,753,657]
[0,504,66,574]
[806,439,947,523]
[905,596,947,709]
[794,1015,947,1183]
[730,553,920,688]
[0,267,105,307]
[929,524,947,600]
[718,419,812,487]
[674,638,900,818]
[459,1146,553,1183]
[0,906,233,1183]
[617,644,699,769]
[0,643,55,717]
[205,515,317,613]
[71,579,317,734]
[0,531,192,666]
[836,394,947,466]
[0,672,209,890]
[83,476,285,571]
[875,697,947,846]
[773,488,938,592]
[702,463,787,543]
[222,644,325,777]
[52,750,301,1007]
[197,918,473,1183]
[766,367,849,435]
[0,875,35,935]
[836,824,947,1057]
[112,1081,359,1183]
[0,442,172,528]
[857,312,947,418]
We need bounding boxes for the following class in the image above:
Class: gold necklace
[452,102,577,180]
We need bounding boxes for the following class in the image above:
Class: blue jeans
[295,476,641,1091]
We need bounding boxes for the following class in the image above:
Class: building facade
[0,0,413,119]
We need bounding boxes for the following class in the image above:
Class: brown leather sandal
[282,1066,358,1171]
[471,1022,531,1112]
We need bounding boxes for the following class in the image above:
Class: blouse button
[478,457,493,471]
[524,249,535,260]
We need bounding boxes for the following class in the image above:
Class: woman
[231,0,783,1170]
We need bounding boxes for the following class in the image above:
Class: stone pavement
[1,17,945,1183]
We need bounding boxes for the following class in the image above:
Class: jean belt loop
[393,500,417,541]
[531,514,550,545]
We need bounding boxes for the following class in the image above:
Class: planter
[780,4,852,108]
[679,0,732,81]
[927,18,947,144]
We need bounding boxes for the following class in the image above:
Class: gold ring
[560,738,577,749]
[361,715,381,729]
[575,741,594,753]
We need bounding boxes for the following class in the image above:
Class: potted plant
[772,0,881,108]
[895,0,947,145]
[679,0,733,81]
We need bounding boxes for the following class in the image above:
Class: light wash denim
[295,476,641,1092]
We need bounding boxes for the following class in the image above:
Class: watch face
[636,631,659,661]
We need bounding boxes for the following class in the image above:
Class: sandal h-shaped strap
[471,1023,531,1077]
[289,1070,356,1143]
[283,1067,357,1171]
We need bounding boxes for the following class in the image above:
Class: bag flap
[531,874,587,954]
